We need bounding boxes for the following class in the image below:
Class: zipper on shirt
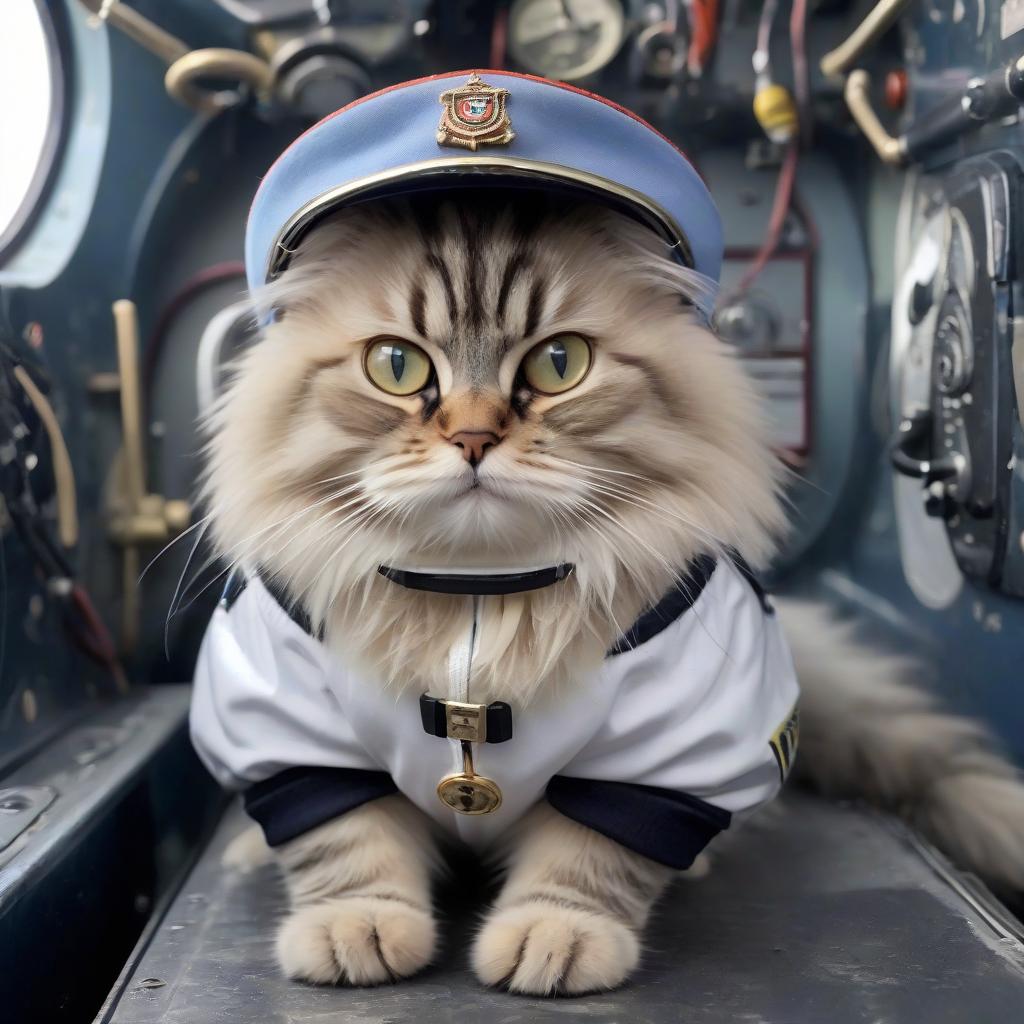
[445,594,481,773]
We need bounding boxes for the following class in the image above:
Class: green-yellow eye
[520,334,592,395]
[364,338,433,396]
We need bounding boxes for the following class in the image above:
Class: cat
[196,193,1024,995]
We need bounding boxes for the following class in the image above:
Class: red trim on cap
[251,69,696,215]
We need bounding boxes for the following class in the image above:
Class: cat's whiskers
[541,454,730,551]
[298,498,411,620]
[570,476,727,551]
[256,492,375,584]
[141,510,215,583]
[560,498,723,651]
[567,494,682,595]
[164,516,212,656]
[168,483,365,623]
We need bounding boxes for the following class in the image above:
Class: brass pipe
[122,545,140,656]
[77,0,189,66]
[11,365,79,549]
[108,300,190,654]
[164,48,275,114]
[844,70,907,165]
[820,0,912,79]
[112,300,146,510]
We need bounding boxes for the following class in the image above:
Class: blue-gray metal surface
[100,794,1024,1024]
[0,684,222,1023]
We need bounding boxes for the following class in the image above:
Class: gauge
[508,0,627,81]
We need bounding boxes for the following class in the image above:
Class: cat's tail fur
[781,597,1024,893]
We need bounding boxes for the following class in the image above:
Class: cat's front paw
[472,904,639,995]
[277,896,436,986]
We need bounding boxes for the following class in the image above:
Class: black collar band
[378,563,574,596]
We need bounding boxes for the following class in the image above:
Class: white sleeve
[562,560,800,817]
[189,576,380,791]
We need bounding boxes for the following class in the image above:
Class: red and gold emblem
[437,73,515,151]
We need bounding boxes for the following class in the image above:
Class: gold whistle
[436,701,503,815]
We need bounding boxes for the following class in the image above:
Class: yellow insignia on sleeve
[769,704,800,783]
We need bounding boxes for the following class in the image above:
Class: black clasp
[419,694,513,744]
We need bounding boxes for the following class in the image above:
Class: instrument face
[508,0,627,80]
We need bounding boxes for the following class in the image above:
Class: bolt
[0,793,31,813]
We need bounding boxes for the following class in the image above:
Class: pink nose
[448,430,501,466]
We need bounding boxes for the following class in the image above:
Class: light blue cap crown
[245,70,723,294]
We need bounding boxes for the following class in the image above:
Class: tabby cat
[198,193,1024,995]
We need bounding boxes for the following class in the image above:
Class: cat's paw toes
[277,896,436,986]
[472,904,639,995]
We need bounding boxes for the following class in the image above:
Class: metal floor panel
[102,792,1024,1024]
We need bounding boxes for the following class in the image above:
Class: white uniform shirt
[190,558,799,867]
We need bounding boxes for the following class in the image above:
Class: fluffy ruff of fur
[206,194,1024,996]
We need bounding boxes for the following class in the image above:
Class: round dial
[508,0,627,81]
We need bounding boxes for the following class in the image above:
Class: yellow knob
[754,83,799,143]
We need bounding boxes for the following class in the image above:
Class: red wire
[790,0,811,144]
[734,141,799,295]
[688,0,720,77]
[490,6,509,70]
[69,584,129,692]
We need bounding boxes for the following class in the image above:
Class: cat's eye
[363,338,433,396]
[520,334,592,395]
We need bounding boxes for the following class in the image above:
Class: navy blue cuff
[546,776,731,869]
[244,766,398,846]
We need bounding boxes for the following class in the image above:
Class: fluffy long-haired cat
[194,192,1024,995]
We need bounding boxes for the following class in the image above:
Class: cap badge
[437,73,515,151]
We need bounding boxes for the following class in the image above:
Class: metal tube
[820,0,912,79]
[112,299,146,510]
[844,70,906,165]
[78,0,189,66]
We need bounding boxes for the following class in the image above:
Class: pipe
[820,0,912,79]
[78,0,189,65]
[844,70,906,164]
[112,300,146,511]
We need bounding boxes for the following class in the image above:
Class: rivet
[21,689,38,723]
[0,792,31,813]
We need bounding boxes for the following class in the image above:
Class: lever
[889,410,958,481]
[845,58,1024,166]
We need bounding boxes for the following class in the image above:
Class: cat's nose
[448,430,501,466]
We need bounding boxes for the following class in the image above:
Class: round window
[0,1,67,262]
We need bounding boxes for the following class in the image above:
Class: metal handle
[80,1,274,114]
[164,48,275,114]
[820,0,912,78]
[889,411,958,481]
[845,70,907,165]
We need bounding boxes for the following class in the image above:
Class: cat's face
[205,196,782,620]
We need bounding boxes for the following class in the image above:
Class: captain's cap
[245,70,723,294]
